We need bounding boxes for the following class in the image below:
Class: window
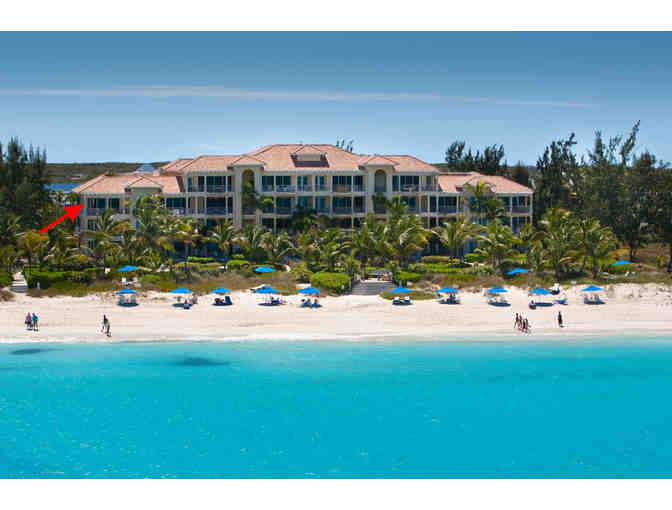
[262,176,274,190]
[87,220,97,231]
[315,197,328,212]
[315,175,326,190]
[88,240,96,250]
[166,197,186,208]
[108,198,120,210]
[275,176,291,187]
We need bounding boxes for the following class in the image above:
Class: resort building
[73,144,532,251]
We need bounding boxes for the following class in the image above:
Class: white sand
[1,283,671,343]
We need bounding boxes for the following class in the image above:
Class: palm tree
[118,230,144,266]
[463,181,491,224]
[315,228,350,272]
[0,214,21,247]
[264,231,295,267]
[86,208,130,267]
[473,221,520,272]
[434,217,482,260]
[290,204,318,234]
[133,195,173,256]
[172,218,201,277]
[384,214,429,268]
[539,207,579,279]
[386,195,409,222]
[296,228,321,271]
[208,219,236,259]
[516,222,543,268]
[350,214,377,273]
[18,230,48,275]
[575,217,617,278]
[236,224,270,264]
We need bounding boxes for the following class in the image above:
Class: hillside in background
[46,162,168,183]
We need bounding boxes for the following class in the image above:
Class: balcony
[205,207,231,216]
[188,185,205,192]
[275,185,296,193]
[400,184,420,192]
[374,186,387,193]
[421,185,439,192]
[332,207,353,215]
[87,208,123,216]
[438,206,458,214]
[353,206,366,214]
[314,184,329,192]
[243,207,256,215]
[206,185,229,193]
[374,206,387,214]
[168,208,187,216]
[333,185,352,193]
[262,185,274,192]
[352,185,366,193]
[297,185,313,193]
[275,207,293,215]
[512,206,531,214]
[315,207,329,214]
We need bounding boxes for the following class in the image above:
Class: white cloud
[0,85,593,107]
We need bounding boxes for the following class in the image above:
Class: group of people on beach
[24,312,39,331]
[514,313,531,334]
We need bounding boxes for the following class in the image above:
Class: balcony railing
[333,207,353,215]
[512,206,531,214]
[188,185,205,192]
[374,186,387,193]
[262,185,274,192]
[297,185,313,192]
[275,185,296,193]
[374,207,387,214]
[205,207,231,216]
[168,208,187,216]
[315,207,330,214]
[421,185,439,192]
[333,185,352,193]
[314,184,329,192]
[400,184,420,192]
[206,185,229,193]
[87,208,124,216]
[243,207,256,215]
[438,206,458,214]
[275,207,293,215]
[353,206,366,214]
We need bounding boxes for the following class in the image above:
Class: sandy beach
[1,283,671,343]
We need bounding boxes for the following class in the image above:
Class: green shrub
[0,271,12,288]
[380,290,435,300]
[396,270,422,284]
[227,259,250,271]
[25,270,68,289]
[310,272,351,294]
[291,262,312,283]
[408,263,428,274]
[465,253,481,264]
[187,256,215,263]
[232,254,245,260]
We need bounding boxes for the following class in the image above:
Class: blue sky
[1,32,670,165]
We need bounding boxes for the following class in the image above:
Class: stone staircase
[10,272,28,293]
[350,279,396,296]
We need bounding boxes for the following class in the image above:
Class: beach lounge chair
[312,299,321,308]
[300,298,311,308]
[224,295,232,306]
[551,283,561,295]
[393,296,401,305]
[403,296,411,305]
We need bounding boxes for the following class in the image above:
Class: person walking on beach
[558,311,563,328]
[25,312,33,330]
[32,312,39,332]
[514,313,520,330]
[102,315,109,334]
[105,318,111,337]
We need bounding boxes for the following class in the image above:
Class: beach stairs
[350,279,396,296]
[10,272,28,293]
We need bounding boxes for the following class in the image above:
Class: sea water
[2,337,672,478]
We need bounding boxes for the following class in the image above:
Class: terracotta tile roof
[230,154,266,166]
[437,172,532,194]
[358,154,400,166]
[73,174,184,194]
[159,158,193,173]
[291,145,326,156]
[179,155,238,173]
[251,144,361,171]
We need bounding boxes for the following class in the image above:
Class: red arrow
[39,204,83,234]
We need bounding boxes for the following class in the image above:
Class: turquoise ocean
[2,337,672,478]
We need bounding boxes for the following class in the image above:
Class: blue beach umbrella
[255,285,278,294]
[529,287,551,295]
[170,287,192,294]
[211,287,232,294]
[254,266,275,274]
[298,286,320,295]
[115,288,136,295]
[390,287,412,294]
[582,285,603,292]
[488,286,508,294]
[612,260,631,266]
[507,268,529,276]
[437,286,458,294]
[117,265,138,272]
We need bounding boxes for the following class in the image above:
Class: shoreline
[1,282,670,345]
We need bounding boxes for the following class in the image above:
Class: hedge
[290,262,312,283]
[227,259,250,271]
[25,270,69,289]
[421,256,453,264]
[310,272,351,294]
[187,256,215,263]
[395,270,422,284]
[424,264,461,274]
